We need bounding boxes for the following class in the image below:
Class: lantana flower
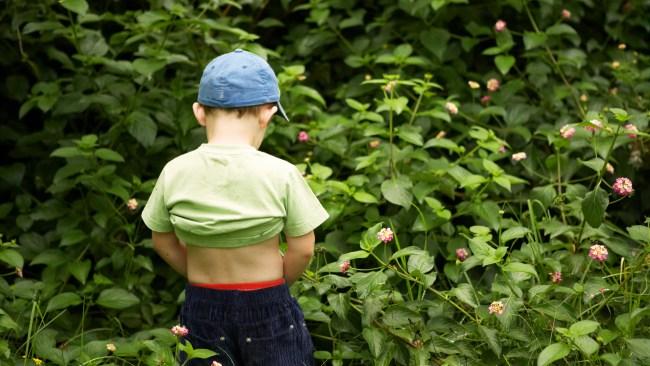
[468,80,480,89]
[445,102,459,115]
[377,227,394,243]
[127,198,138,211]
[588,244,608,262]
[486,78,500,92]
[339,260,350,273]
[612,177,634,196]
[171,325,189,337]
[549,271,562,284]
[480,95,492,105]
[624,123,638,138]
[297,131,309,142]
[368,140,381,148]
[211,361,223,366]
[494,20,507,32]
[585,119,603,133]
[106,343,116,352]
[606,163,614,175]
[560,125,576,139]
[488,301,505,315]
[511,152,527,162]
[561,9,571,19]
[455,248,470,262]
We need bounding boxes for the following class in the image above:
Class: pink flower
[560,125,576,139]
[127,198,138,211]
[211,361,223,366]
[561,9,571,19]
[498,145,507,153]
[585,119,603,133]
[445,102,459,115]
[588,244,608,262]
[480,95,492,105]
[339,260,350,273]
[612,177,634,196]
[624,123,638,138]
[455,248,470,262]
[377,227,394,243]
[511,152,527,162]
[488,301,505,315]
[606,163,614,174]
[170,325,189,337]
[549,271,562,284]
[486,78,500,92]
[494,20,507,32]
[297,131,309,143]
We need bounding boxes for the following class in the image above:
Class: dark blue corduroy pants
[179,283,315,366]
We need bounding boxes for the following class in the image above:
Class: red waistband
[190,278,285,291]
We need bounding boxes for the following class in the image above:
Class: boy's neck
[205,115,264,149]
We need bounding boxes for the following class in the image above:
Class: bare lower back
[184,234,284,284]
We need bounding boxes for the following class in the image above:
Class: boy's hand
[283,231,315,285]
[152,231,187,277]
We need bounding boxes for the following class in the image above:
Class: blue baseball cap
[197,49,289,121]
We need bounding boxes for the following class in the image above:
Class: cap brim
[276,101,289,121]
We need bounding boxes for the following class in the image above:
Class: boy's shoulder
[162,146,298,176]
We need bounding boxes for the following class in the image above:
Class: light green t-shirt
[141,143,329,248]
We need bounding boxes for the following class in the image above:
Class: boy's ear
[259,104,278,128]
[192,102,206,126]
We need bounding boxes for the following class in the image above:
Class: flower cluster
[455,248,470,262]
[560,125,576,139]
[212,361,223,366]
[494,20,507,32]
[624,123,638,138]
[561,9,571,19]
[588,244,608,262]
[377,227,394,243]
[488,301,505,315]
[468,80,480,89]
[486,78,500,92]
[106,343,116,352]
[585,119,603,133]
[511,152,527,162]
[171,325,189,337]
[297,131,309,143]
[127,198,138,211]
[549,271,562,284]
[612,177,634,197]
[339,260,350,273]
[445,102,459,115]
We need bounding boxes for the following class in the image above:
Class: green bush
[1,0,649,365]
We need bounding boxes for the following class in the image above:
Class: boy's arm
[283,231,315,285]
[152,231,187,277]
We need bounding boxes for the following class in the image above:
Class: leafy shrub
[1,0,649,365]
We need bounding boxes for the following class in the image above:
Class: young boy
[141,49,329,366]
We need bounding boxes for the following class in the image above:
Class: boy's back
[143,142,327,284]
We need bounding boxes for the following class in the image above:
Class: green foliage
[1,0,650,365]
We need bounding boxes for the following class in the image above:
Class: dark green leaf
[96,288,140,309]
[46,292,82,312]
[581,188,609,228]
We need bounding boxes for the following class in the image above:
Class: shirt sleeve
[141,168,174,233]
[283,166,329,237]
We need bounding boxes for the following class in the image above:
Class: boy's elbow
[286,231,316,258]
